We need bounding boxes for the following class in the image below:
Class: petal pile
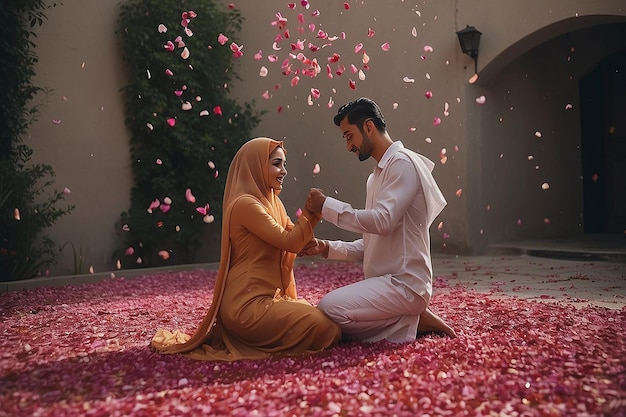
[0,261,623,416]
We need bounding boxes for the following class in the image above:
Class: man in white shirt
[301,97,456,343]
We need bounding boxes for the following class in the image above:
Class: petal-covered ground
[1,262,624,417]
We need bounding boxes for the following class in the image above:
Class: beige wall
[27,0,626,275]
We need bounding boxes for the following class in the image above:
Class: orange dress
[151,138,341,361]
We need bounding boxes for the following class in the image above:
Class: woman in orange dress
[151,137,341,361]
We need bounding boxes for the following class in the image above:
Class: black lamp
[456,25,482,74]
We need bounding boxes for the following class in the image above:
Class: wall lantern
[456,25,482,74]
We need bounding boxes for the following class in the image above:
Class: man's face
[339,117,372,162]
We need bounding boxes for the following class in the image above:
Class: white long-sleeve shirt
[322,141,446,304]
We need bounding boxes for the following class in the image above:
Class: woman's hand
[306,188,327,214]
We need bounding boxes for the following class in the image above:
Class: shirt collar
[377,141,404,169]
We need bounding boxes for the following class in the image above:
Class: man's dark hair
[333,97,386,132]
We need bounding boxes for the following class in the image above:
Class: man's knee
[317,293,347,323]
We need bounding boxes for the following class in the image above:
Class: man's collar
[377,141,404,169]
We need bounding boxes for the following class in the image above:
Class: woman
[151,137,341,361]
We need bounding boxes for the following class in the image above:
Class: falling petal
[423,45,434,52]
[327,97,334,108]
[313,163,321,174]
[259,66,268,77]
[122,224,130,232]
[146,69,151,79]
[425,91,433,99]
[541,182,550,190]
[181,47,190,59]
[89,266,94,274]
[475,95,486,104]
[185,188,196,203]
[368,28,375,37]
[565,103,573,110]
[349,79,356,89]
[295,208,302,217]
[535,131,542,138]
[456,189,463,197]
[230,42,244,58]
[213,106,223,116]
[158,250,170,260]
[199,110,209,116]
[63,187,71,195]
[469,73,479,84]
[433,117,442,126]
[203,214,215,224]
[165,68,173,76]
[343,2,350,9]
[196,204,210,215]
[411,27,418,37]
[182,101,192,111]
[160,204,171,213]
[52,119,61,125]
[125,247,135,256]
[164,41,175,51]
[381,42,390,51]
[358,70,365,81]
[354,43,363,53]
[116,259,121,269]
[167,118,176,127]
[362,52,370,64]
[403,76,415,83]
[158,24,167,33]
[218,33,228,45]
[14,208,20,221]
[291,76,300,87]
[262,90,271,100]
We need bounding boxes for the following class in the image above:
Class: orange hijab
[161,137,297,353]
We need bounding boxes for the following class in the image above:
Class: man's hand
[298,238,329,258]
[306,188,327,214]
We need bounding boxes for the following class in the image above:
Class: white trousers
[317,274,427,343]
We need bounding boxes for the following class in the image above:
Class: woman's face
[268,146,287,191]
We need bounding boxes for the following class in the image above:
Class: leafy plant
[116,0,262,269]
[0,1,74,282]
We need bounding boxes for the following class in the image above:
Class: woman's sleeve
[232,196,314,253]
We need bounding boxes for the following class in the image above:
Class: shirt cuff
[321,196,343,225]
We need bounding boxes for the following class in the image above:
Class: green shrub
[0,1,74,282]
[116,0,262,268]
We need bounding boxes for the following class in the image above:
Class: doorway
[580,48,626,233]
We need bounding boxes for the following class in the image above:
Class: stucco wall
[26,0,626,275]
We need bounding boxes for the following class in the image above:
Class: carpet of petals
[1,262,624,417]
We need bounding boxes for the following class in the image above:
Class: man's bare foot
[417,308,457,338]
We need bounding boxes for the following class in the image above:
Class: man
[301,97,456,343]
